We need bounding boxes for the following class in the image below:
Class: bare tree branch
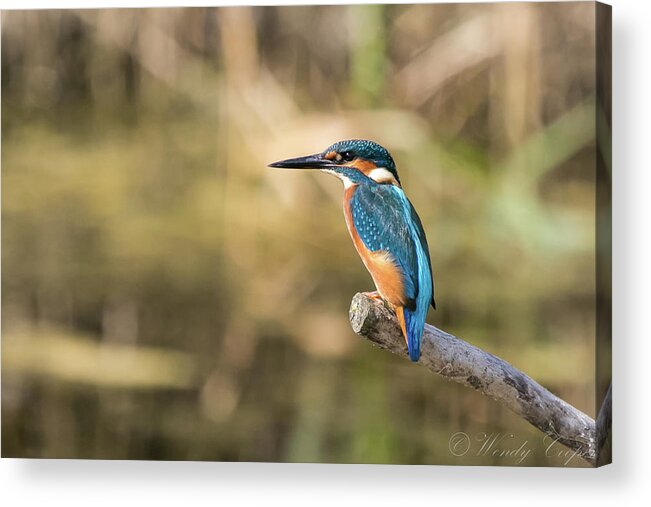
[349,292,598,466]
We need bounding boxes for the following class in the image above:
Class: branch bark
[349,292,598,466]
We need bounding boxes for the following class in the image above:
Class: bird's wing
[406,196,436,309]
[351,183,434,309]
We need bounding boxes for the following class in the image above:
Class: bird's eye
[341,151,355,162]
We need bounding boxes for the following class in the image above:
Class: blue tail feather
[404,307,425,362]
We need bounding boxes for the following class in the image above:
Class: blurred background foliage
[2,3,598,466]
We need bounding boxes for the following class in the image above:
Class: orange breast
[343,186,408,309]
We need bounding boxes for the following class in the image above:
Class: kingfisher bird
[269,139,435,362]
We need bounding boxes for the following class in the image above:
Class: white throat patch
[320,169,354,189]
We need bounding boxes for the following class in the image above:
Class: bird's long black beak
[268,153,336,170]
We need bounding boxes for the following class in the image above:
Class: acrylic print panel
[1,2,611,467]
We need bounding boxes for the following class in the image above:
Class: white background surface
[0,0,648,505]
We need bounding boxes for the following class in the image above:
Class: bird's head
[269,139,400,187]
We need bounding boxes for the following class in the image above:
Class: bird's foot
[362,291,384,304]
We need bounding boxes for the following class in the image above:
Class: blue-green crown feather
[325,139,400,184]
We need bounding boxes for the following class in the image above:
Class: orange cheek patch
[345,159,377,176]
[324,151,337,161]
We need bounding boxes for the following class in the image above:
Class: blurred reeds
[2,3,598,466]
